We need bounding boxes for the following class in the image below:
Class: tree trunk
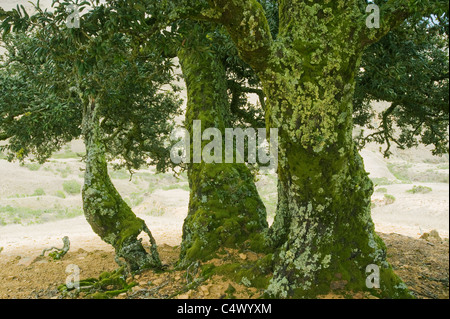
[177,33,268,268]
[199,0,414,298]
[260,43,411,299]
[82,98,161,272]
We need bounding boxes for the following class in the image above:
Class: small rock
[429,230,442,241]
[177,294,189,299]
[421,230,442,242]
[200,286,210,295]
[239,253,247,260]
[330,280,348,291]
[132,286,144,293]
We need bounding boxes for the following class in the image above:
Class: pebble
[200,286,210,296]
[131,286,144,293]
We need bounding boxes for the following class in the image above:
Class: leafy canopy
[0,0,182,172]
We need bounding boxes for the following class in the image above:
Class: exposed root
[40,236,70,260]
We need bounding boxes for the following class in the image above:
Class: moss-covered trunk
[82,97,161,272]
[252,2,412,298]
[262,72,412,298]
[177,32,268,268]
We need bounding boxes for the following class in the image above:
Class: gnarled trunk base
[267,146,412,298]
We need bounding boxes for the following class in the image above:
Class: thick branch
[204,0,273,74]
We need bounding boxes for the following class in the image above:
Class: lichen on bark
[81,98,161,272]
[261,2,412,297]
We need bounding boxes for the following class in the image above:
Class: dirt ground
[0,231,448,299]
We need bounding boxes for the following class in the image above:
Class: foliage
[0,0,182,173]
[354,15,449,157]
[62,179,82,195]
[384,194,397,205]
[375,187,388,193]
[32,187,46,196]
[407,185,433,194]
[55,190,66,199]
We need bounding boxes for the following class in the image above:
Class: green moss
[224,284,237,299]
[206,253,274,290]
[265,140,409,298]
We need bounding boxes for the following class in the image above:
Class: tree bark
[177,29,268,268]
[82,97,161,272]
[263,72,410,297]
